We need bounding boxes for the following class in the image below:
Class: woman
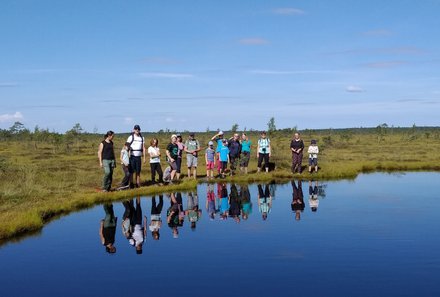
[166,135,179,183]
[176,134,185,180]
[147,138,163,184]
[290,132,304,174]
[257,131,271,173]
[98,131,116,192]
[240,133,252,174]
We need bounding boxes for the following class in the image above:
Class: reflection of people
[309,181,319,212]
[98,131,116,192]
[150,195,163,240]
[218,183,229,220]
[257,131,271,173]
[257,184,272,220]
[291,180,304,220]
[122,199,134,239]
[239,185,252,220]
[229,184,241,223]
[167,193,184,238]
[129,197,147,254]
[206,184,216,220]
[99,203,117,253]
[186,191,202,230]
[290,132,304,174]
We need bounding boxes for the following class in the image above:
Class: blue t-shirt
[205,148,215,162]
[241,140,252,153]
[216,138,224,153]
[219,146,229,162]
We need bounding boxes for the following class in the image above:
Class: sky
[1,0,440,133]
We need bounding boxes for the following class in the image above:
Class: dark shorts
[168,161,177,171]
[309,158,318,166]
[129,156,142,174]
[220,161,228,171]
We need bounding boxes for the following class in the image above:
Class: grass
[1,127,440,242]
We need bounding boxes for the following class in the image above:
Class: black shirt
[167,143,179,160]
[101,140,115,160]
[290,139,304,153]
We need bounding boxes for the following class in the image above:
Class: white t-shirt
[147,146,161,163]
[127,134,144,157]
[308,145,319,159]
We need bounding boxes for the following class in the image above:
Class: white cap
[219,131,224,135]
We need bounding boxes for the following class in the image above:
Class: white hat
[219,131,224,135]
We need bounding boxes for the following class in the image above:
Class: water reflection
[206,184,216,220]
[167,193,184,238]
[309,180,319,212]
[218,183,229,220]
[99,203,117,253]
[240,185,252,221]
[129,197,146,254]
[186,191,202,230]
[291,180,304,221]
[257,184,272,221]
[229,184,241,223]
[150,195,163,240]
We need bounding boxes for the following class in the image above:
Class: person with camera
[257,131,271,173]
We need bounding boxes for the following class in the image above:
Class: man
[184,133,201,179]
[228,133,241,176]
[126,125,146,188]
[211,131,225,176]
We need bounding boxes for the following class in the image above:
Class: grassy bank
[1,127,440,241]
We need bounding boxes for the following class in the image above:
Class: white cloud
[0,82,19,87]
[139,72,194,79]
[0,112,24,123]
[273,8,305,15]
[239,38,269,45]
[346,85,364,93]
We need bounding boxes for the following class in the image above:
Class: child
[307,139,319,173]
[118,142,131,190]
[205,141,216,179]
[218,139,230,178]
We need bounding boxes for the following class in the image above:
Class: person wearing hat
[211,131,225,176]
[185,133,201,179]
[126,125,146,188]
[205,140,216,179]
[290,132,305,174]
[307,139,319,173]
[257,131,271,173]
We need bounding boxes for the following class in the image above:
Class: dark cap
[311,139,317,144]
[133,125,141,130]
[176,133,182,137]
[189,132,195,136]
[261,131,267,135]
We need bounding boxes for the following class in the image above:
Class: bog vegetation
[1,121,440,241]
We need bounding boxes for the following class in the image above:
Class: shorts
[168,161,177,171]
[309,158,318,166]
[206,161,214,170]
[187,154,198,168]
[129,156,142,174]
[220,161,228,171]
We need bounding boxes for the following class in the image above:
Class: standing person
[211,131,225,176]
[257,131,271,173]
[228,133,241,176]
[218,139,230,178]
[290,132,305,174]
[185,192,202,230]
[129,196,147,254]
[240,133,252,174]
[175,134,185,180]
[166,135,179,183]
[147,138,163,184]
[99,203,117,253]
[307,139,319,173]
[98,131,116,192]
[205,141,216,179]
[185,133,201,179]
[309,180,319,212]
[126,125,146,188]
[118,142,131,190]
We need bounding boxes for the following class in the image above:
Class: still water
[0,173,439,297]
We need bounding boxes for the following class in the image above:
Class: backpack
[129,132,144,152]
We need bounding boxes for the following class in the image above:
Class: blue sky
[1,0,439,133]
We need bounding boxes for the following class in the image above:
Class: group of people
[97,125,320,192]
[99,181,322,254]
